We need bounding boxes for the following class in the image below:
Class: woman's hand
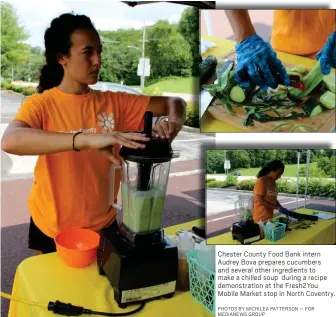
[75,132,150,164]
[235,34,290,90]
[152,120,182,142]
[316,31,336,75]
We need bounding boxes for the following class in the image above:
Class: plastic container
[195,241,216,276]
[187,250,215,315]
[176,229,195,291]
[263,222,286,242]
[55,228,100,268]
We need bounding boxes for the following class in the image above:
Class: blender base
[232,221,261,244]
[97,222,178,308]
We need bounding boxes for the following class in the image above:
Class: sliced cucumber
[320,91,336,109]
[322,73,335,93]
[288,61,325,100]
[290,64,306,74]
[302,97,323,117]
[230,86,245,103]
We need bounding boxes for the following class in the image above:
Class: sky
[7,0,189,48]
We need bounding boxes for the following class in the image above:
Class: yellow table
[200,35,318,133]
[8,219,213,317]
[207,208,336,245]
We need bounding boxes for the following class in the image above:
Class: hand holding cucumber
[316,31,336,75]
[235,35,291,91]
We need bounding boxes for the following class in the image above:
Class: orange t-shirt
[271,9,336,58]
[13,87,150,238]
[253,176,278,223]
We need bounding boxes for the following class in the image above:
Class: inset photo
[205,149,336,244]
[200,9,336,132]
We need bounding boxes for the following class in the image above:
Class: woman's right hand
[75,132,150,164]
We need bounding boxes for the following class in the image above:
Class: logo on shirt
[97,112,115,133]
[266,189,277,197]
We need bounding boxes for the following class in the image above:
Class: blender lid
[120,138,173,163]
[120,111,173,163]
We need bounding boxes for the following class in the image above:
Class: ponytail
[37,63,64,93]
[257,160,285,178]
[257,166,270,178]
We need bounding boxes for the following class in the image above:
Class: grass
[236,162,319,178]
[145,77,199,94]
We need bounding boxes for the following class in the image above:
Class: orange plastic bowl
[55,228,100,268]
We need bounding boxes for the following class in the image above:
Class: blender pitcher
[235,195,254,223]
[109,111,175,234]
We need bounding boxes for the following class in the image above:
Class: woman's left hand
[152,119,182,142]
[316,31,336,75]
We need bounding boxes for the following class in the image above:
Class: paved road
[1,91,24,124]
[206,188,336,237]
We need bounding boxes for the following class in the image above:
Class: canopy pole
[296,150,301,210]
[304,150,311,208]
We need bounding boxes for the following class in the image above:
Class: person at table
[224,10,336,90]
[253,160,288,223]
[1,13,186,255]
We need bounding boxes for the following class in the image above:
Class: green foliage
[178,7,199,76]
[146,20,192,79]
[227,150,251,169]
[317,156,336,178]
[206,150,332,175]
[184,102,199,128]
[226,174,238,186]
[1,2,30,77]
[206,180,226,188]
[299,166,327,178]
[1,83,36,95]
[236,180,255,191]
[13,46,45,82]
[206,150,225,174]
[236,178,335,198]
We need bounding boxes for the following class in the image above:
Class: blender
[97,111,178,308]
[231,195,261,244]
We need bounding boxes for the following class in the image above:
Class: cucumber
[230,85,245,103]
[288,73,303,81]
[290,64,306,74]
[200,55,217,86]
[320,91,336,109]
[322,73,335,93]
[302,97,323,117]
[288,61,325,100]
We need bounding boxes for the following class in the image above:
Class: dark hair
[257,160,285,178]
[37,13,97,93]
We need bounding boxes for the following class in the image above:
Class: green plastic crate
[263,221,286,242]
[186,250,215,315]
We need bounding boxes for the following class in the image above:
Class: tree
[206,150,224,174]
[178,7,199,77]
[227,150,250,169]
[1,2,30,79]
[14,46,45,82]
[99,29,142,85]
[146,20,192,79]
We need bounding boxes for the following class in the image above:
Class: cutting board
[206,50,336,132]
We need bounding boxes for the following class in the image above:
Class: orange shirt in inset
[271,9,336,58]
[253,176,278,223]
[13,87,150,238]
